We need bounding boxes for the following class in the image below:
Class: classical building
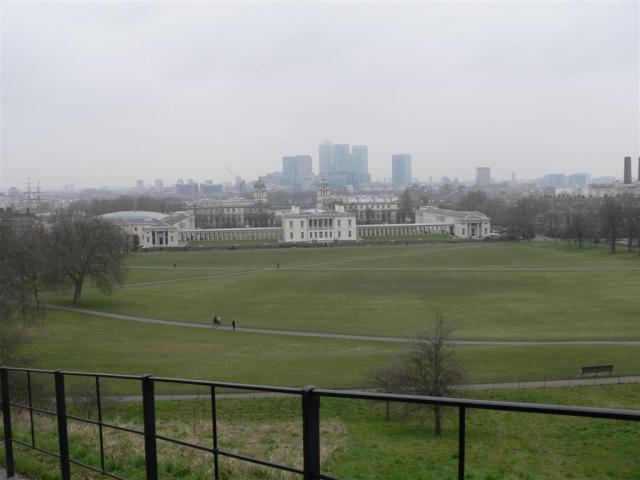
[415,206,491,238]
[101,210,195,249]
[190,179,276,228]
[281,205,357,244]
[333,194,400,224]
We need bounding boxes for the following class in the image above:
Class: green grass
[45,242,640,340]
[20,310,640,394]
[3,384,639,479]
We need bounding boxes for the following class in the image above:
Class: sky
[1,0,639,190]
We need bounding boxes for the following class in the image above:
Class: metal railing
[1,366,640,480]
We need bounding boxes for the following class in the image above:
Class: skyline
[1,1,639,189]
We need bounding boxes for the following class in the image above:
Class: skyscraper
[351,145,369,184]
[319,140,334,177]
[283,155,313,187]
[476,167,491,186]
[624,156,632,184]
[333,144,351,173]
[392,154,412,187]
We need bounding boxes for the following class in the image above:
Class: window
[301,232,304,239]
[319,231,323,238]
[338,220,341,227]
[329,231,333,238]
[338,231,341,238]
[462,228,465,235]
[348,230,352,237]
[289,221,293,227]
[348,219,352,226]
[290,232,293,239]
[301,221,304,227]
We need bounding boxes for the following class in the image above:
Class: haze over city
[1,1,639,189]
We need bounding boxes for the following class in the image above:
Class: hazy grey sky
[1,1,638,189]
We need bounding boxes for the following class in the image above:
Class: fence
[2,366,640,480]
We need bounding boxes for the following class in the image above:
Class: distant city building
[283,155,313,188]
[153,179,164,191]
[135,180,144,192]
[392,154,412,187]
[176,182,199,195]
[319,140,334,177]
[475,167,491,186]
[624,156,632,184]
[351,145,370,184]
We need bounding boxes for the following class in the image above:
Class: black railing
[1,366,640,480]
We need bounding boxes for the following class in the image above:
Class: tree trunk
[385,400,390,421]
[73,280,83,307]
[434,406,442,436]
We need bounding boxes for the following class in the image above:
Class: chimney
[624,156,632,184]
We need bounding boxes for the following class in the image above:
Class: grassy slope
[45,242,640,339]
[4,385,639,480]
[21,311,640,394]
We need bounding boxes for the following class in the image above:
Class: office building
[319,140,334,177]
[475,167,491,186]
[351,145,370,184]
[392,154,412,187]
[283,155,313,187]
[624,156,632,184]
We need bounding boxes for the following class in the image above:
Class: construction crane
[225,166,246,192]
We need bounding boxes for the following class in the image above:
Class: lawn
[3,384,639,479]
[44,242,640,340]
[19,310,640,393]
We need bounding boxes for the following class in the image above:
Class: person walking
[232,320,237,331]
[212,314,216,328]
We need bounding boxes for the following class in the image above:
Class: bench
[580,364,614,376]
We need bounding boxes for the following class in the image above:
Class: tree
[398,187,417,224]
[368,361,407,420]
[504,198,540,241]
[620,194,640,252]
[403,315,465,435]
[46,211,128,306]
[0,215,46,365]
[600,197,624,253]
[565,205,593,249]
[369,315,465,435]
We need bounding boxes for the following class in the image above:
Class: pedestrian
[277,263,280,269]
[232,320,236,331]
[212,314,216,328]
[174,263,177,267]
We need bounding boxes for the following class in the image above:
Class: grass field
[45,242,640,340]
[4,384,640,479]
[22,310,640,394]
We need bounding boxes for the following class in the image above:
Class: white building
[101,211,195,249]
[282,206,357,244]
[415,206,490,238]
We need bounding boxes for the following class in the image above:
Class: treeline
[69,195,186,215]
[457,191,640,252]
[1,211,128,365]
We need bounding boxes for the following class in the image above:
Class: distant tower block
[624,156,632,184]
[638,157,640,182]
[316,178,331,208]
[253,178,267,202]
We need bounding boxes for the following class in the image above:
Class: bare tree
[620,194,640,252]
[368,361,407,420]
[0,216,46,365]
[403,315,465,435]
[46,211,128,306]
[566,205,593,249]
[600,197,624,253]
[369,315,466,434]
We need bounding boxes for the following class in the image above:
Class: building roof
[419,206,489,221]
[335,194,399,204]
[101,211,168,225]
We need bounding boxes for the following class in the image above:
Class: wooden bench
[580,364,614,376]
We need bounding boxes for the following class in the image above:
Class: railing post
[458,406,466,480]
[142,375,158,480]
[1,367,15,478]
[54,370,71,480]
[302,386,320,480]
